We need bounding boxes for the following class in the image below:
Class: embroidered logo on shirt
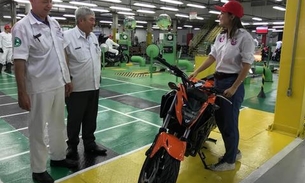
[14,37,22,47]
[219,35,225,42]
[231,38,237,45]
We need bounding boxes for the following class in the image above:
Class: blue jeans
[214,76,244,163]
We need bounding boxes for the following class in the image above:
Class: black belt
[214,72,238,80]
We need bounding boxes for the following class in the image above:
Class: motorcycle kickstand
[206,138,217,144]
[198,151,209,169]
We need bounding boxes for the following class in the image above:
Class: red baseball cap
[4,24,11,29]
[215,0,244,18]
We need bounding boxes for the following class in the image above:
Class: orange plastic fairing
[149,132,186,161]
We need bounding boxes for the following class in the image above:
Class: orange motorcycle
[138,57,231,183]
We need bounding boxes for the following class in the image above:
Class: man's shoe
[32,171,54,183]
[219,150,242,162]
[66,147,78,160]
[85,144,107,156]
[209,161,235,171]
[50,159,78,168]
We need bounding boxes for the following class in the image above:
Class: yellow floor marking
[59,108,295,183]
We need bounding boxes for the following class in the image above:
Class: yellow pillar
[270,0,305,137]
[146,22,153,45]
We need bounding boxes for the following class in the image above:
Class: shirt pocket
[73,47,88,62]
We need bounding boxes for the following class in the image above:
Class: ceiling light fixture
[110,6,132,11]
[52,16,67,20]
[100,0,121,2]
[160,6,179,11]
[209,10,221,15]
[273,6,286,11]
[160,0,183,5]
[186,4,206,9]
[242,22,250,25]
[252,22,269,25]
[69,1,97,7]
[13,0,30,3]
[252,17,262,21]
[196,16,204,20]
[63,14,76,18]
[117,11,135,15]
[175,14,189,18]
[53,4,78,9]
[91,8,110,13]
[100,20,113,24]
[272,21,284,25]
[136,21,148,24]
[273,25,284,28]
[273,29,283,32]
[137,10,155,14]
[134,3,156,8]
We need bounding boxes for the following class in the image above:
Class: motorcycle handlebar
[154,57,192,84]
[154,56,232,104]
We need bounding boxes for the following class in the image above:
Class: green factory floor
[0,62,291,183]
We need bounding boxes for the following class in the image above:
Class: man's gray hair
[75,7,95,24]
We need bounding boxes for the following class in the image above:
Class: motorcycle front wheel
[138,148,180,183]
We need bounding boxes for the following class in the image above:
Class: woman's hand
[223,86,237,98]
[189,71,198,79]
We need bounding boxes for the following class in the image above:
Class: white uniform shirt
[105,38,119,49]
[210,28,255,73]
[64,27,101,92]
[12,12,71,94]
[0,32,12,48]
[275,41,282,50]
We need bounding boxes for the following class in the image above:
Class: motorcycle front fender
[149,132,186,161]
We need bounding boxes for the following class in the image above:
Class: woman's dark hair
[220,13,244,39]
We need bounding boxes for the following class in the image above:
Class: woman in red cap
[190,0,255,171]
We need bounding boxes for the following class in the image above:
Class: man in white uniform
[105,35,119,55]
[0,24,13,74]
[12,0,77,182]
[64,7,107,160]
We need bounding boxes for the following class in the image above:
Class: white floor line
[0,151,29,161]
[0,102,18,107]
[240,138,303,183]
[0,116,141,162]
[98,104,161,128]
[103,76,168,91]
[99,89,158,100]
[0,81,16,85]
[55,144,151,183]
[0,127,28,136]
[0,111,28,119]
[0,110,110,135]
[93,119,139,135]
[126,105,160,115]
[0,86,17,90]
[101,82,129,87]
[0,93,17,98]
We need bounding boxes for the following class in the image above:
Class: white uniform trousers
[28,86,67,173]
[108,48,119,55]
[0,47,12,65]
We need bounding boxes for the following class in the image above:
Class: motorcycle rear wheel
[138,148,180,183]
[122,53,130,63]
